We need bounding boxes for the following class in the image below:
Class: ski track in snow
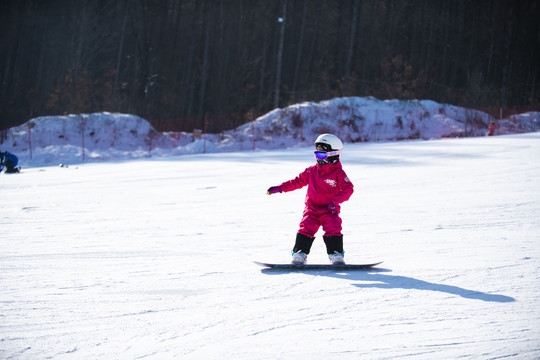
[1,133,540,359]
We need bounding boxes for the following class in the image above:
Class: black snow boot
[292,233,315,254]
[323,235,344,255]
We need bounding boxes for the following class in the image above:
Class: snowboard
[254,261,383,270]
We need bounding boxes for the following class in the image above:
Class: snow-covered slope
[236,97,492,143]
[1,132,539,359]
[2,97,538,168]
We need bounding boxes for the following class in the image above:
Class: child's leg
[321,214,344,254]
[293,233,315,254]
[295,212,320,254]
[298,212,320,239]
[323,235,343,254]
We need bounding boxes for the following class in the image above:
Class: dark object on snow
[0,151,20,173]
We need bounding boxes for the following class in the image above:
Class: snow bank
[1,97,538,168]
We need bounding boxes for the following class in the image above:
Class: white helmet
[314,133,343,165]
[314,133,343,151]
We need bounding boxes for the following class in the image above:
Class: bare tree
[291,0,308,102]
[343,0,359,96]
[273,0,287,109]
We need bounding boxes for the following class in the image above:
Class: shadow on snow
[261,268,515,303]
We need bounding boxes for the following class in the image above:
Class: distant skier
[0,151,20,173]
[487,121,501,136]
[266,134,354,265]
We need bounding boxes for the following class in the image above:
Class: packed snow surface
[1,132,539,359]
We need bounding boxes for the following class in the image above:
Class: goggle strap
[326,150,342,157]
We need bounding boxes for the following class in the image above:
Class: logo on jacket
[324,179,337,187]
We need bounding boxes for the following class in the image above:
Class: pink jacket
[279,161,354,213]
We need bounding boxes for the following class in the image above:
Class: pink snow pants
[298,208,342,238]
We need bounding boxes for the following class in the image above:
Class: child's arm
[267,168,310,195]
[332,171,354,204]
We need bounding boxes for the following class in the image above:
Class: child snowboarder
[267,134,354,265]
[0,151,20,173]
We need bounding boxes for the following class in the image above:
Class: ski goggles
[314,150,342,159]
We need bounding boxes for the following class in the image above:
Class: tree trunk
[500,2,513,115]
[343,0,359,95]
[198,3,212,116]
[112,5,128,110]
[273,0,287,109]
[291,0,308,102]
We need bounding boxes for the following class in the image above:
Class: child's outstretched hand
[327,201,337,215]
[267,186,282,195]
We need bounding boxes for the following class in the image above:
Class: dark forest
[1,0,539,132]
